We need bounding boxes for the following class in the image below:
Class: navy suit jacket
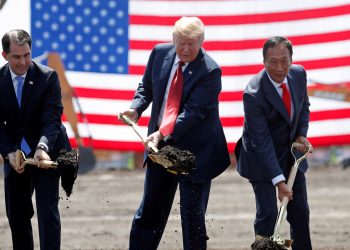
[237,65,310,181]
[0,61,70,161]
[131,43,230,182]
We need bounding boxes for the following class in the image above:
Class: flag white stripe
[307,66,350,84]
[130,0,350,16]
[308,119,350,137]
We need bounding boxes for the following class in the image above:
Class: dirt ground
[0,163,349,250]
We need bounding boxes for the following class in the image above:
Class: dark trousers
[4,162,61,250]
[129,162,211,250]
[250,170,312,250]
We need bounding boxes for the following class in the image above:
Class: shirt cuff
[272,174,286,186]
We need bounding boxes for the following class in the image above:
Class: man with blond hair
[119,17,230,250]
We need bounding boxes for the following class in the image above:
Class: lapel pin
[189,70,192,75]
[29,81,34,85]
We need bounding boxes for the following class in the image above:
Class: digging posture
[119,17,230,250]
[0,29,71,250]
[235,36,313,250]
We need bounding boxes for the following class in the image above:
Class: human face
[173,34,202,63]
[2,41,31,75]
[264,43,291,84]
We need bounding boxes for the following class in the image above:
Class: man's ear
[2,51,7,60]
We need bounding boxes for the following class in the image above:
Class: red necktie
[280,83,291,118]
[159,61,185,136]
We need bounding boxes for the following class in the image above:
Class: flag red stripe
[129,56,350,75]
[130,4,350,25]
[74,88,135,100]
[309,134,350,147]
[130,30,350,50]
[310,108,350,121]
[69,139,146,152]
[65,109,350,127]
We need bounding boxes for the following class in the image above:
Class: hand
[34,149,51,169]
[276,181,293,202]
[118,109,138,124]
[7,151,25,174]
[144,131,164,152]
[295,136,313,153]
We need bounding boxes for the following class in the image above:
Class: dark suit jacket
[131,43,230,182]
[0,61,70,161]
[237,65,310,181]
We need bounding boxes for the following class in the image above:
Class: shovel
[118,113,195,174]
[270,142,312,247]
[16,149,79,197]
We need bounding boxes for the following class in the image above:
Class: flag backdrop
[1,0,350,152]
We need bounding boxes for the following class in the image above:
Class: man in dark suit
[119,17,230,250]
[0,29,71,250]
[236,36,313,249]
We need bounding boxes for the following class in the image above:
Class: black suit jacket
[131,43,230,182]
[237,65,310,181]
[0,61,70,160]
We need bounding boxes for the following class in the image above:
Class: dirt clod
[251,238,288,250]
[57,149,79,197]
[153,145,196,174]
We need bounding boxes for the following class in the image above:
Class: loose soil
[150,145,196,174]
[0,164,349,249]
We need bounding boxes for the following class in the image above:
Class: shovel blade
[77,146,96,174]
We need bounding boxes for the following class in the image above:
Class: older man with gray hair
[119,16,230,250]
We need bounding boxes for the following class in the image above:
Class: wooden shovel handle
[119,113,158,153]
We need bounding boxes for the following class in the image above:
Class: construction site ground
[0,163,349,250]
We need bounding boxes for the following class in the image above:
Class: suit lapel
[20,63,35,113]
[287,73,299,126]
[159,48,175,96]
[181,48,204,102]
[2,66,21,112]
[262,71,292,126]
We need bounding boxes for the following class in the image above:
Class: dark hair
[2,29,32,54]
[263,36,293,61]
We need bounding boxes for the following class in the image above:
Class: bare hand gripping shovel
[118,113,195,174]
[271,142,312,248]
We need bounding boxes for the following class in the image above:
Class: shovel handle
[272,142,311,241]
[119,113,158,153]
[23,158,58,169]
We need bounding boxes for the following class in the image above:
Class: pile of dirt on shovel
[155,145,196,174]
[251,237,288,250]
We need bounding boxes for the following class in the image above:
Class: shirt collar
[174,56,188,67]
[266,71,288,89]
[9,67,27,81]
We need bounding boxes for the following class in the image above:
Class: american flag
[1,0,350,152]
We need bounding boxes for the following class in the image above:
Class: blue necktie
[16,76,24,106]
[15,76,31,155]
